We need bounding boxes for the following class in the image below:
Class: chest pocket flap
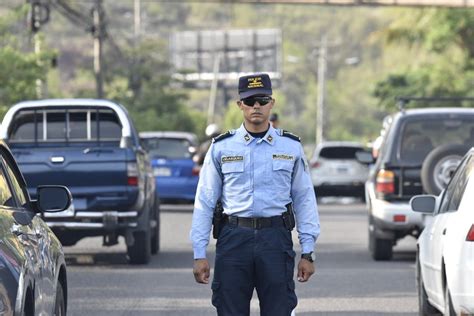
[273,159,294,172]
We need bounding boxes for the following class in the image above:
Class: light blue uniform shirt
[190,123,320,259]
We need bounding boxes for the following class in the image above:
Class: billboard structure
[170,29,282,85]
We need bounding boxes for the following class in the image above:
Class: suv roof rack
[396,96,474,111]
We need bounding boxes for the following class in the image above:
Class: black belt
[224,215,284,229]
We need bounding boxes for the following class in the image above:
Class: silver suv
[362,106,474,261]
[310,141,369,200]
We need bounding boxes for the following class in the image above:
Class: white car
[310,141,369,199]
[410,148,474,315]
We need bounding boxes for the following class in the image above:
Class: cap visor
[240,89,272,99]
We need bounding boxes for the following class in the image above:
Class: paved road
[65,200,418,315]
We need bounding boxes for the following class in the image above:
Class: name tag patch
[273,154,294,161]
[222,155,244,163]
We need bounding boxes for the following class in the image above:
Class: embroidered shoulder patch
[213,130,235,143]
[222,155,244,163]
[281,130,301,142]
[273,154,294,161]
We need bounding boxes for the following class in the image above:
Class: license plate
[337,167,349,173]
[154,167,172,177]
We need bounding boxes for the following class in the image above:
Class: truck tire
[151,195,160,255]
[368,215,393,261]
[421,144,469,195]
[127,216,151,264]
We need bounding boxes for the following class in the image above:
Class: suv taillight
[127,162,139,186]
[376,169,395,194]
[466,224,474,241]
[311,161,321,168]
[192,165,201,176]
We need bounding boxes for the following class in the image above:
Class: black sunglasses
[241,96,272,106]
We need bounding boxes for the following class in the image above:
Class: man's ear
[237,100,243,110]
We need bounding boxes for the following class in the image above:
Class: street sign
[170,29,282,83]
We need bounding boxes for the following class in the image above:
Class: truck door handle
[442,228,447,235]
[50,156,65,163]
[83,148,113,154]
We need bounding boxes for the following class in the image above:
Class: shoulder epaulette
[212,130,235,143]
[281,130,301,142]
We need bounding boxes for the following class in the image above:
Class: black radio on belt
[212,201,225,239]
[281,202,296,232]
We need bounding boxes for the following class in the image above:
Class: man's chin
[249,117,266,124]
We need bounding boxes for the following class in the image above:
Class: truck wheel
[371,236,392,261]
[151,195,161,255]
[416,253,441,315]
[369,223,393,261]
[421,144,469,195]
[127,227,151,264]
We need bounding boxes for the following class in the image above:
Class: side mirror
[355,150,375,164]
[36,185,72,213]
[410,195,436,214]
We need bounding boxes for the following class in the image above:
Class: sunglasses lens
[242,96,271,106]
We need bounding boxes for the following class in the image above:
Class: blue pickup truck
[0,99,159,264]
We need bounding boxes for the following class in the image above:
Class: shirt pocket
[221,156,247,188]
[272,159,294,191]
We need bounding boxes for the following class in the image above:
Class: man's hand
[193,259,210,284]
[297,259,315,282]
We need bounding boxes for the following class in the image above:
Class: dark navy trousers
[212,222,297,316]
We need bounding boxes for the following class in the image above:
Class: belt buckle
[252,218,261,229]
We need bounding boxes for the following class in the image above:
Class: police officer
[269,112,280,128]
[190,73,320,316]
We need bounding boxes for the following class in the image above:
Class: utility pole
[207,53,222,126]
[134,0,141,38]
[316,35,327,146]
[29,0,50,98]
[92,0,105,98]
[130,0,141,96]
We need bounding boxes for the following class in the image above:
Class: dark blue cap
[238,73,272,99]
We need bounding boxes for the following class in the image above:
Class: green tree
[0,5,51,116]
[373,9,474,110]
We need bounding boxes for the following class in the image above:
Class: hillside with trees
[1,2,472,146]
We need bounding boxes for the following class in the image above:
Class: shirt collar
[237,123,277,146]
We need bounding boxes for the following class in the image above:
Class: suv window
[9,108,122,142]
[399,118,474,164]
[142,138,192,159]
[319,146,363,160]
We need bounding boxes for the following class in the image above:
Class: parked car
[359,106,474,260]
[310,141,369,199]
[0,99,159,264]
[140,131,199,204]
[0,139,72,315]
[410,148,474,316]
